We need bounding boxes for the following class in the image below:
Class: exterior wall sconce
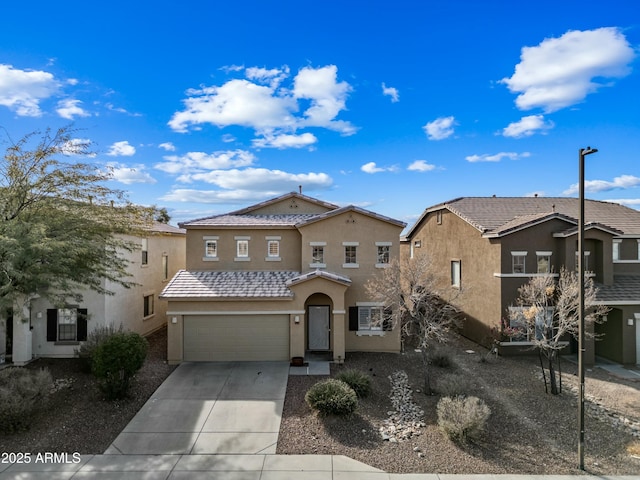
[294,316,300,324]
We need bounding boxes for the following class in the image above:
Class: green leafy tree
[0,127,155,316]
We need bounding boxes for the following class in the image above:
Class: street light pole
[578,146,597,471]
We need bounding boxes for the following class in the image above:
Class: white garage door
[183,315,290,361]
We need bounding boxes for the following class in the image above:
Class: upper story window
[536,252,552,274]
[311,243,326,267]
[162,254,169,280]
[205,240,218,258]
[143,294,154,318]
[235,236,251,261]
[376,242,391,267]
[451,260,461,288]
[511,251,527,274]
[266,236,281,261]
[343,242,359,268]
[141,238,149,266]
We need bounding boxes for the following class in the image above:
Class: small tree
[366,253,462,394]
[507,267,609,394]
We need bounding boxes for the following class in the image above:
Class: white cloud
[159,142,176,151]
[382,83,399,102]
[0,63,60,116]
[108,163,157,185]
[423,116,456,140]
[155,149,256,176]
[169,65,356,139]
[466,152,531,163]
[161,188,277,204]
[408,160,436,172]
[187,168,333,191]
[293,65,355,135]
[501,27,635,113]
[56,98,90,119]
[253,132,317,149]
[604,198,640,209]
[361,162,385,174]
[61,138,93,156]
[564,175,640,195]
[221,134,236,143]
[107,141,136,157]
[502,114,554,138]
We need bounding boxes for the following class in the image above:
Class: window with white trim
[511,251,526,274]
[536,251,551,274]
[237,240,249,258]
[312,245,325,264]
[508,306,554,342]
[141,238,148,266]
[205,240,218,258]
[343,242,359,267]
[57,308,78,341]
[613,239,621,261]
[451,260,461,288]
[267,240,280,258]
[143,294,154,317]
[359,306,383,331]
[575,251,591,272]
[376,244,390,265]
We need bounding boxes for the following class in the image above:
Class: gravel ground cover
[277,333,640,475]
[2,327,639,476]
[0,326,175,455]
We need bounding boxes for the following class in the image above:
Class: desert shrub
[76,323,124,372]
[436,373,469,397]
[0,367,52,432]
[305,379,358,416]
[335,369,372,398]
[437,395,490,443]
[91,331,148,400]
[429,346,455,368]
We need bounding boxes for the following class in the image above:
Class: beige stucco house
[161,192,406,364]
[401,197,640,365]
[4,222,185,364]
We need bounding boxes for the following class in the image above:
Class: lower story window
[144,294,155,317]
[508,306,554,342]
[359,306,383,331]
[47,308,88,342]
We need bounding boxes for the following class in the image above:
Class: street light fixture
[578,146,597,471]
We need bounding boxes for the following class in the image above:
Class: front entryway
[308,305,330,351]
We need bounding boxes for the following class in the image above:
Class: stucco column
[12,298,33,365]
[332,310,345,363]
[167,314,183,365]
[290,313,305,359]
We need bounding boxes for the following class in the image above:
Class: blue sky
[1,0,639,227]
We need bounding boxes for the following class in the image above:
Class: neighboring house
[4,222,186,365]
[401,196,640,365]
[160,192,406,364]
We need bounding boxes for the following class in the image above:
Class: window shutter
[348,307,358,331]
[383,307,393,331]
[77,309,88,341]
[46,309,57,342]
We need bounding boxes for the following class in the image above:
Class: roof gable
[230,192,338,215]
[296,205,406,229]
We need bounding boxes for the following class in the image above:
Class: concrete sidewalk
[2,454,639,479]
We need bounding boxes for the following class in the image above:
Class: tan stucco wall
[185,227,301,271]
[402,209,502,345]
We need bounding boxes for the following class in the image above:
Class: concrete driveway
[105,361,289,455]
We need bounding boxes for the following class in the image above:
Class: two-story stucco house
[4,222,186,365]
[401,196,640,365]
[161,192,406,364]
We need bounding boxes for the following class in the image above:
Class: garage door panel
[184,315,289,361]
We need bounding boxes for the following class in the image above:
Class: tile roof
[181,214,319,227]
[286,270,352,287]
[407,197,640,238]
[148,222,186,235]
[595,276,640,305]
[160,270,299,298]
